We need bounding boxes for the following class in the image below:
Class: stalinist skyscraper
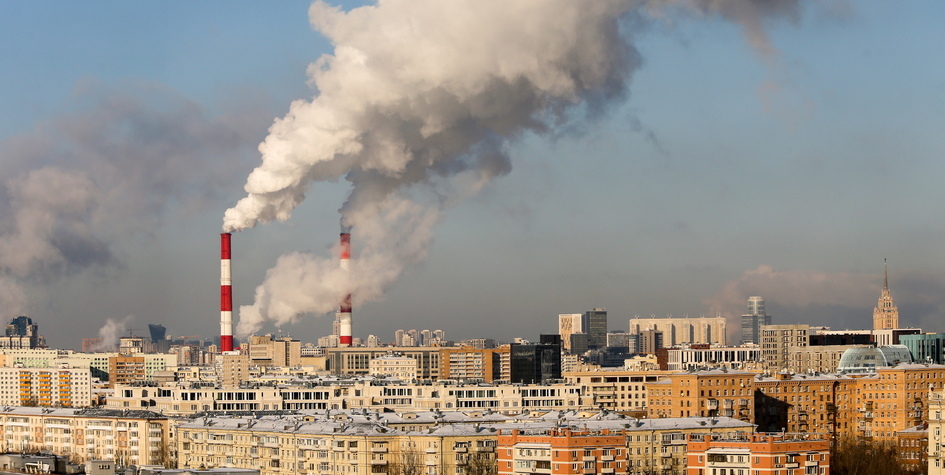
[873,259,900,330]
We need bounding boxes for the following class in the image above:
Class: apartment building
[855,363,945,442]
[106,379,585,415]
[176,415,497,475]
[760,324,809,371]
[646,370,755,422]
[753,372,857,437]
[629,316,727,347]
[929,390,945,474]
[0,407,171,466]
[562,367,673,413]
[497,428,628,475]
[0,367,93,407]
[686,432,830,474]
[437,346,509,382]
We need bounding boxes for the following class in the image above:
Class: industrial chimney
[338,225,352,347]
[220,233,234,352]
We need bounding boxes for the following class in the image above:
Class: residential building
[369,354,418,380]
[686,432,830,475]
[928,390,945,474]
[0,407,171,466]
[897,424,928,472]
[629,316,726,347]
[753,372,857,437]
[563,366,672,413]
[0,366,92,407]
[646,370,755,422]
[247,335,301,368]
[760,324,809,371]
[497,428,628,475]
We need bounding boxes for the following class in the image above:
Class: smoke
[0,81,265,316]
[705,265,945,339]
[92,315,134,352]
[227,0,807,337]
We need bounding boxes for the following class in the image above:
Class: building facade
[629,316,726,347]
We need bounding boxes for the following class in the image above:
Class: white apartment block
[106,379,586,416]
[0,367,93,407]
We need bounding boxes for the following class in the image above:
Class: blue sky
[1,1,944,349]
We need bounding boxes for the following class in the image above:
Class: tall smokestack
[220,233,234,352]
[338,225,352,347]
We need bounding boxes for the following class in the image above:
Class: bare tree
[388,445,423,475]
[465,452,497,475]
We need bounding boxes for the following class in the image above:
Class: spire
[883,258,888,291]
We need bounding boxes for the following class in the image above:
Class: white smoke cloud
[0,81,266,316]
[228,0,807,336]
[93,315,134,352]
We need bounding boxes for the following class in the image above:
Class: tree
[388,445,423,475]
[464,452,497,475]
[831,437,906,475]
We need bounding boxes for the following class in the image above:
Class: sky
[1,1,944,350]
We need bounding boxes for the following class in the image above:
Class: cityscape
[1,1,944,475]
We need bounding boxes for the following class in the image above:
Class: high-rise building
[740,296,771,345]
[510,335,562,384]
[639,329,663,355]
[557,313,582,353]
[760,324,809,371]
[0,316,45,349]
[629,315,727,346]
[581,308,607,349]
[874,260,900,330]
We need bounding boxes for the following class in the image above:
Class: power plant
[220,233,234,352]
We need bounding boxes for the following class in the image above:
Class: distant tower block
[873,259,900,330]
[220,233,234,352]
[338,226,352,347]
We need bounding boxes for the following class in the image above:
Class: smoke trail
[0,81,265,314]
[227,0,806,336]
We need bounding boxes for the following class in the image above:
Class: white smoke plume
[228,0,805,336]
[0,81,266,315]
[93,315,134,352]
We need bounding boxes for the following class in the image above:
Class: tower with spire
[873,259,900,330]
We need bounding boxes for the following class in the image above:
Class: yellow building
[855,364,945,441]
[176,415,497,475]
[753,372,857,438]
[646,370,755,422]
[0,407,171,466]
[562,366,673,414]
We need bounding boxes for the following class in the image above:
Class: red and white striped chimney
[338,226,352,347]
[220,233,234,352]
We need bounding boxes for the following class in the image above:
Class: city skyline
[1,1,944,349]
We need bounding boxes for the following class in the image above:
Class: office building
[901,333,945,364]
[0,316,45,349]
[740,296,771,345]
[510,335,562,384]
[582,308,607,349]
[557,313,583,353]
